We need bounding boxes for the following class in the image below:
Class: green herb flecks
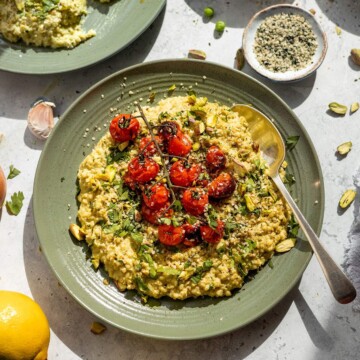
[287,214,299,238]
[285,136,300,151]
[6,191,24,215]
[7,165,21,179]
[106,147,130,165]
[190,260,213,284]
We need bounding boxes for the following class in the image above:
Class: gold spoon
[232,104,356,304]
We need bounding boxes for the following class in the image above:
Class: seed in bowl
[254,12,318,73]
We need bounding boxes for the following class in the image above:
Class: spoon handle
[272,174,356,304]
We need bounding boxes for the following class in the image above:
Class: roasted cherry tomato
[123,171,136,190]
[158,121,180,140]
[139,136,163,156]
[142,184,170,210]
[158,224,185,246]
[181,188,208,216]
[169,161,201,187]
[109,114,140,142]
[200,221,224,244]
[128,156,160,183]
[167,133,192,157]
[141,202,172,225]
[208,172,236,199]
[182,223,201,247]
[206,145,226,173]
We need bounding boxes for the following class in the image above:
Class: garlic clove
[27,99,56,140]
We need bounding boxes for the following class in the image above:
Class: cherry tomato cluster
[109,115,236,246]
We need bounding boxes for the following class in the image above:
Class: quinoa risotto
[0,0,100,48]
[73,96,296,300]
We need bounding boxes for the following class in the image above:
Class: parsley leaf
[6,191,24,215]
[7,165,21,179]
[285,136,300,151]
[284,173,296,186]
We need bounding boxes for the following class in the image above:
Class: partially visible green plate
[33,59,324,339]
[0,0,165,74]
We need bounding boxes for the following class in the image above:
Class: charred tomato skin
[208,172,236,199]
[127,156,160,183]
[139,135,163,156]
[206,145,226,173]
[167,133,192,157]
[141,201,172,225]
[182,223,201,247]
[169,161,201,187]
[109,114,140,142]
[142,184,170,210]
[181,188,209,216]
[200,221,224,243]
[158,224,185,246]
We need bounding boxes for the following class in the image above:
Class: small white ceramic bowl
[243,4,327,82]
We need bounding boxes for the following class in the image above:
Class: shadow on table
[315,0,360,36]
[240,65,317,109]
[24,198,307,360]
[184,0,296,29]
[0,5,166,121]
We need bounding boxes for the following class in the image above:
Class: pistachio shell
[275,239,296,253]
[235,48,245,70]
[188,49,207,60]
[350,102,359,113]
[336,141,352,155]
[90,322,107,334]
[339,189,357,209]
[27,99,55,140]
[328,102,347,115]
[350,49,360,66]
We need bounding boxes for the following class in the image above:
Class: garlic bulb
[27,99,56,140]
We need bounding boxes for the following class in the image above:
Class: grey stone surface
[0,0,359,359]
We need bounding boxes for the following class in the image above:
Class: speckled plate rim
[33,59,324,340]
[243,4,328,82]
[0,0,166,75]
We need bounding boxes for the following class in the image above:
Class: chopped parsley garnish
[7,165,21,179]
[6,191,24,216]
[106,147,130,165]
[287,214,299,237]
[284,173,296,186]
[285,135,300,151]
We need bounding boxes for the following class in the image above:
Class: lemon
[0,291,50,360]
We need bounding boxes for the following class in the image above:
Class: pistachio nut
[328,102,348,115]
[188,49,207,60]
[309,8,316,15]
[336,141,352,155]
[350,49,360,66]
[235,48,245,70]
[335,26,342,36]
[339,189,357,209]
[275,239,296,253]
[244,193,256,212]
[350,102,359,113]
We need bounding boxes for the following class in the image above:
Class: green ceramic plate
[0,0,165,75]
[33,59,324,340]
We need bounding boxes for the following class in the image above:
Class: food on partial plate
[0,290,50,360]
[254,12,318,73]
[0,167,6,207]
[72,95,296,300]
[0,0,96,48]
[27,99,56,140]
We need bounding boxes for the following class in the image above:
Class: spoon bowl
[232,104,356,304]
